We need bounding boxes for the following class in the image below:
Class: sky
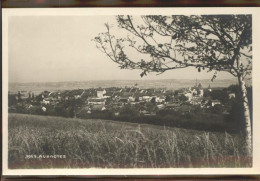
[8,16,234,83]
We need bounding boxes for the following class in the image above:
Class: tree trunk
[238,75,252,156]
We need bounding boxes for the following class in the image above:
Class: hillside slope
[8,113,251,168]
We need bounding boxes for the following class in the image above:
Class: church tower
[208,84,212,92]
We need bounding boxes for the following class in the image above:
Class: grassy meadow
[8,113,251,168]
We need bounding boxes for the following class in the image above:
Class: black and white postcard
[2,8,260,175]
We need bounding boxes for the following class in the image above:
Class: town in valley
[8,80,249,132]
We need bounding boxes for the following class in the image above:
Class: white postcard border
[2,7,260,175]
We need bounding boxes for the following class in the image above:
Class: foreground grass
[8,113,251,168]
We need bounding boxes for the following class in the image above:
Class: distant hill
[9,78,251,94]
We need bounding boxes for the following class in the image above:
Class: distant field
[8,78,246,94]
[8,113,251,168]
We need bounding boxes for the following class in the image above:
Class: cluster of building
[8,81,236,116]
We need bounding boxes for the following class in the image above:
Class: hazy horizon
[9,77,239,84]
[9,78,245,94]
